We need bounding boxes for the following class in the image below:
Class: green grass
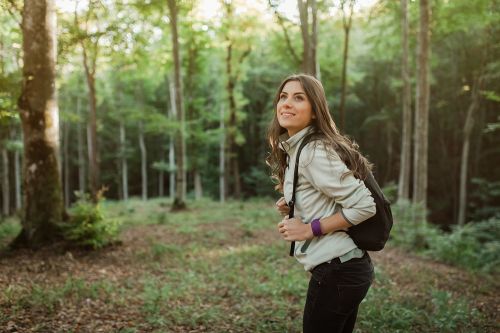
[0,197,496,332]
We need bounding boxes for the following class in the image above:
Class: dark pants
[303,254,374,333]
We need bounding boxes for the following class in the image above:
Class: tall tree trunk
[297,0,318,76]
[458,76,483,225]
[77,98,86,193]
[194,171,202,200]
[14,0,63,247]
[2,148,9,216]
[138,121,147,201]
[397,0,412,202]
[413,0,431,208]
[338,0,355,131]
[225,42,241,199]
[14,148,21,210]
[120,121,128,200]
[167,0,186,210]
[63,121,70,209]
[219,106,226,204]
[82,48,99,201]
[158,169,164,197]
[168,80,176,200]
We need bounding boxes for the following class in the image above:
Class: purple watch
[311,218,323,237]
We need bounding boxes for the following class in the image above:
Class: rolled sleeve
[301,143,376,225]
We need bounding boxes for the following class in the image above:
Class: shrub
[391,201,500,273]
[61,192,121,249]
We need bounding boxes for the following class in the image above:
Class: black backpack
[288,134,393,256]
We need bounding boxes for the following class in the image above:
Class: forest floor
[0,198,498,333]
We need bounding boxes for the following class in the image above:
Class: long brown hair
[266,74,372,192]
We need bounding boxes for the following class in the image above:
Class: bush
[391,201,500,273]
[428,218,500,272]
[61,192,121,249]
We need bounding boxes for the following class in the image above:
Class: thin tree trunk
[413,0,431,208]
[339,0,355,131]
[82,50,99,201]
[14,0,63,247]
[167,0,186,210]
[139,121,147,201]
[159,169,164,197]
[2,148,9,216]
[169,80,176,200]
[458,76,483,225]
[297,0,317,76]
[225,42,242,199]
[219,106,225,204]
[194,170,202,200]
[77,101,86,194]
[120,121,128,200]
[14,148,21,210]
[63,121,70,209]
[397,0,412,202]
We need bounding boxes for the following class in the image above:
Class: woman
[267,74,376,333]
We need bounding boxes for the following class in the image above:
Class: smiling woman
[276,81,316,137]
[267,74,376,333]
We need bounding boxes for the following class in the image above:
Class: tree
[338,0,355,131]
[397,0,412,201]
[297,0,318,76]
[73,1,103,202]
[13,0,63,247]
[413,0,431,208]
[167,0,187,210]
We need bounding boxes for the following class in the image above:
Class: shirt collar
[279,126,314,153]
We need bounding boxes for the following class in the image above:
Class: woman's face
[276,80,315,137]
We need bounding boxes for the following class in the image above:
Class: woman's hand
[275,197,290,216]
[277,217,313,242]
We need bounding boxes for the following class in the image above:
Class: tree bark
[2,148,9,216]
[82,45,99,202]
[138,121,147,201]
[194,170,202,200]
[458,76,483,225]
[63,121,70,208]
[397,0,412,202]
[14,0,63,247]
[14,148,21,211]
[77,99,86,193]
[219,106,226,204]
[225,42,242,199]
[168,79,176,200]
[413,0,431,208]
[297,0,318,76]
[119,121,128,200]
[338,0,355,131]
[167,0,186,210]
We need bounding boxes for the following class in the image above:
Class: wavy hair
[266,74,372,192]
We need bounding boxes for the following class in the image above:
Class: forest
[0,0,499,332]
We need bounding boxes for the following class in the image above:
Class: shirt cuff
[341,209,355,226]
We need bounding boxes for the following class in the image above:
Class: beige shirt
[280,126,376,271]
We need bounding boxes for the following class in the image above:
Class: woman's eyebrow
[280,91,306,95]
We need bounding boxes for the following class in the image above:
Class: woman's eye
[295,96,303,101]
[279,95,287,100]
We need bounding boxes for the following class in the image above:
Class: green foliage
[0,217,21,248]
[61,192,121,249]
[359,280,481,332]
[469,178,500,221]
[391,201,500,273]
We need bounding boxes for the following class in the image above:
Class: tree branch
[267,0,301,65]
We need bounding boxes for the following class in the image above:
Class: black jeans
[303,254,374,333]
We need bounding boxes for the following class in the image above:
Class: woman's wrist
[311,218,323,237]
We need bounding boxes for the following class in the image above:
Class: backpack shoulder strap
[289,133,315,218]
[289,133,315,256]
